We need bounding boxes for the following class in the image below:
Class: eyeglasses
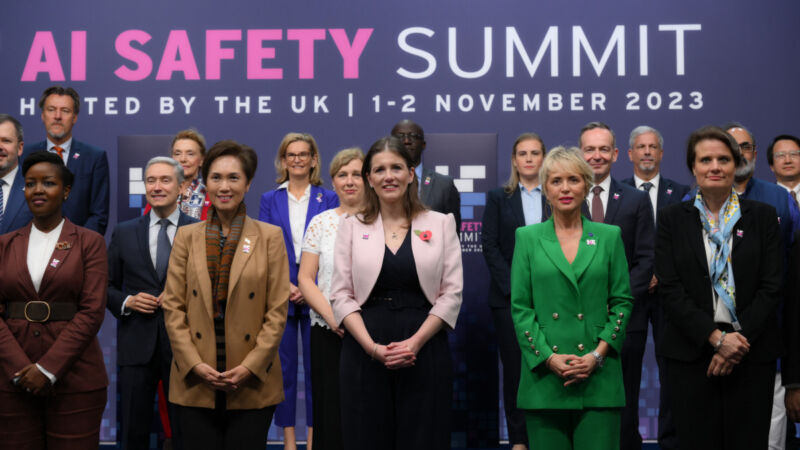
[393,132,423,141]
[774,150,800,160]
[738,142,755,153]
[285,152,312,161]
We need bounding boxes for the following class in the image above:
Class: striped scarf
[205,203,246,318]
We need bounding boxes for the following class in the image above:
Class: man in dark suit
[621,126,690,450]
[0,114,32,234]
[391,119,461,231]
[108,156,197,450]
[580,122,655,450]
[26,86,109,235]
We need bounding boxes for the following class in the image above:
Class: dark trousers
[621,296,676,450]
[275,308,312,427]
[119,331,180,450]
[0,388,106,450]
[177,404,275,450]
[340,296,453,450]
[310,324,343,450]
[490,306,528,446]
[667,357,775,450]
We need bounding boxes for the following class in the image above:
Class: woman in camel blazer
[330,136,463,450]
[162,141,289,450]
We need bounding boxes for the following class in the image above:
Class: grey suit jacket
[420,168,461,232]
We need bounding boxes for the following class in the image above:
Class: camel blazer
[511,217,634,409]
[0,219,108,393]
[330,210,463,329]
[162,216,290,410]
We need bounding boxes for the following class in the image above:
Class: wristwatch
[591,351,604,368]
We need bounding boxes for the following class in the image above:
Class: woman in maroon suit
[0,152,108,450]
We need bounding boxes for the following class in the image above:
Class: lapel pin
[55,241,72,250]
[588,232,594,237]
[586,239,596,246]
[362,233,369,240]
[244,237,251,244]
[613,193,620,200]
[736,229,743,237]
[50,258,61,268]
[666,188,673,195]
[424,176,431,185]
[316,192,323,203]
[242,244,251,254]
[72,153,80,159]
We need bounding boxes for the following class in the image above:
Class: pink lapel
[352,214,384,303]
[410,212,439,302]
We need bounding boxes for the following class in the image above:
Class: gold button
[530,344,535,350]
[552,345,559,352]
[535,350,540,356]
[527,337,533,343]
[525,331,530,336]
[611,334,617,340]
[618,312,624,318]
[577,344,585,351]
[577,314,584,320]
[614,326,620,332]
[616,319,622,325]
[552,313,559,320]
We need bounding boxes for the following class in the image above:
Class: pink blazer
[330,210,463,329]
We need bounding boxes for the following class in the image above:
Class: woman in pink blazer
[330,136,463,450]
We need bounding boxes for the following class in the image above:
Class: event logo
[128,166,146,215]
[435,164,486,254]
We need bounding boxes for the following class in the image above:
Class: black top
[371,231,424,297]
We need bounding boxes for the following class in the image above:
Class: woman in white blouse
[297,148,364,450]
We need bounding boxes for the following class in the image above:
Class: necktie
[591,185,604,222]
[0,180,5,227]
[54,146,64,160]
[792,191,799,211]
[155,219,171,281]
[641,182,653,192]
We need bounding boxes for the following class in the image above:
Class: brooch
[316,192,323,203]
[55,241,72,250]
[362,234,369,240]
[586,239,596,246]
[50,258,61,268]
[414,230,432,241]
[424,177,431,185]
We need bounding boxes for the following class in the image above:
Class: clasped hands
[127,292,163,314]
[371,338,419,370]
[192,363,253,392]
[547,353,598,387]
[14,364,53,396]
[706,331,749,377]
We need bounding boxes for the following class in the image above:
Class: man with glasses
[768,135,800,206]
[391,119,461,232]
[580,121,655,450]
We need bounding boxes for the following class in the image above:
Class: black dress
[339,231,452,450]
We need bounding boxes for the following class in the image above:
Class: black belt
[5,301,77,322]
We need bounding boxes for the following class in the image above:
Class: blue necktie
[0,180,6,228]
[155,219,171,281]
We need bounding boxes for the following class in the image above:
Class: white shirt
[47,138,72,163]
[301,209,343,329]
[701,229,734,325]
[634,173,660,222]
[588,175,613,217]
[777,182,800,202]
[1,165,19,214]
[279,181,311,264]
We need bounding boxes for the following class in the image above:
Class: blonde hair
[503,132,546,194]
[329,147,364,179]
[170,129,206,155]
[539,146,594,200]
[274,132,323,185]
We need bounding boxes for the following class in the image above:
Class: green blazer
[511,216,634,410]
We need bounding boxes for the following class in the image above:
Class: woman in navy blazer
[481,132,548,450]
[258,132,338,449]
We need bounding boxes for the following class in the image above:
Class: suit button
[525,331,530,337]
[245,334,251,341]
[249,292,255,299]
[616,319,622,325]
[577,314,584,320]
[195,332,202,339]
[614,326,620,332]
[535,350,540,356]
[529,344,535,350]
[577,344,585,351]
[552,345,559,352]
[618,312,624,318]
[193,289,198,297]
[527,337,533,343]
[611,334,617,340]
[33,330,41,337]
[552,313,559,320]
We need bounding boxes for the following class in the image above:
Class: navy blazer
[481,186,550,308]
[0,168,32,235]
[656,199,783,363]
[107,211,198,366]
[420,168,461,232]
[258,185,338,316]
[620,175,690,216]
[25,140,110,235]
[600,178,655,332]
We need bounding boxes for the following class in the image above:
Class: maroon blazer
[0,219,109,393]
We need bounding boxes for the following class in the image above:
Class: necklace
[384,223,407,240]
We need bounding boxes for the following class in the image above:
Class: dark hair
[38,86,81,115]
[579,121,616,148]
[685,126,742,173]
[22,151,75,188]
[766,134,800,166]
[201,140,258,183]
[0,114,24,142]
[360,136,427,224]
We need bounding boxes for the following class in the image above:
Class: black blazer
[421,168,461,232]
[107,211,198,366]
[620,175,690,216]
[481,187,551,308]
[656,199,783,363]
[783,229,800,384]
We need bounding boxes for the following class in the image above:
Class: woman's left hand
[384,338,419,369]
[560,354,598,386]
[15,364,53,396]
[220,365,254,391]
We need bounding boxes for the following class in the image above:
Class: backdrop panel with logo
[4,0,800,445]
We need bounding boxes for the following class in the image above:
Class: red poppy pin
[414,229,432,241]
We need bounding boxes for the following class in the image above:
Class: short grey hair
[145,156,185,184]
[580,121,616,148]
[629,125,663,149]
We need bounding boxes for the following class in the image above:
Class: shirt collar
[415,163,424,183]
[47,138,72,153]
[149,206,181,228]
[633,173,660,190]
[777,182,800,194]
[518,182,541,194]
[278,181,311,200]
[1,165,18,187]
[592,175,612,193]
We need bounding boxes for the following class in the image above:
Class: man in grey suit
[391,119,461,231]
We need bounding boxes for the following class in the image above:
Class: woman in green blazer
[511,146,634,450]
